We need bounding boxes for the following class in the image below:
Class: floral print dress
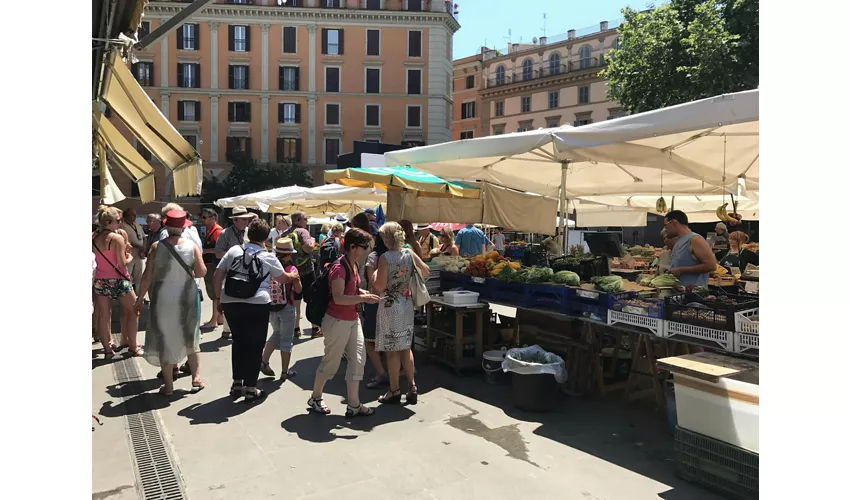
[375,250,415,352]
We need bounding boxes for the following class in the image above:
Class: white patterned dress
[375,250,415,352]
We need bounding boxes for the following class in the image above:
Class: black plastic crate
[675,427,758,500]
[665,292,759,332]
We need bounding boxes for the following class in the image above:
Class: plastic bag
[501,345,568,384]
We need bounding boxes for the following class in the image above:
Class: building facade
[451,53,482,141]
[101,0,459,214]
[452,20,623,142]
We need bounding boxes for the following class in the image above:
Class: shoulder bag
[406,250,431,308]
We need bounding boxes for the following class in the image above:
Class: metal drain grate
[111,345,187,500]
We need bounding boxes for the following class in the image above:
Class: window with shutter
[494,100,504,117]
[324,138,340,165]
[461,101,475,119]
[179,101,199,121]
[325,29,341,55]
[366,0,381,9]
[325,67,340,92]
[465,75,474,89]
[138,21,150,40]
[229,102,251,123]
[277,138,300,163]
[230,65,249,89]
[326,104,340,126]
[366,29,380,56]
[233,26,249,52]
[578,86,590,104]
[324,0,341,7]
[407,69,421,95]
[406,106,421,128]
[408,31,422,57]
[366,68,380,94]
[279,103,298,124]
[182,135,197,150]
[548,91,559,109]
[460,131,473,140]
[280,66,299,91]
[521,96,531,113]
[407,0,422,11]
[133,62,153,86]
[365,105,380,127]
[492,126,505,135]
[283,27,297,53]
[181,24,198,50]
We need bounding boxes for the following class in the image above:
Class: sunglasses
[356,244,369,250]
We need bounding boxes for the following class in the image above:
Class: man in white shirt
[121,208,146,293]
[493,228,506,255]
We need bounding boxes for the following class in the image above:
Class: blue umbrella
[375,204,386,226]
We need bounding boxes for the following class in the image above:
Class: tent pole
[560,161,569,255]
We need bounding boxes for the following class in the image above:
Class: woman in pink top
[92,206,140,359]
[308,228,380,417]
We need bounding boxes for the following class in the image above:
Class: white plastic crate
[734,308,759,335]
[608,310,664,337]
[664,321,733,352]
[734,332,759,354]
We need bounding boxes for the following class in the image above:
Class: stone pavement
[93,300,722,500]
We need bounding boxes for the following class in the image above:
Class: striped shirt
[215,226,247,255]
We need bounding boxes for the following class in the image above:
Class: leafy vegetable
[593,275,625,293]
[552,271,581,286]
[526,267,555,283]
[650,274,681,288]
[496,266,529,284]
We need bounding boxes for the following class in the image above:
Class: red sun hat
[164,209,193,229]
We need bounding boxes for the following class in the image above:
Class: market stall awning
[576,194,759,221]
[324,166,480,198]
[384,90,759,199]
[93,103,156,203]
[101,50,202,197]
[216,184,385,213]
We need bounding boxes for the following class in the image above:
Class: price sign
[471,277,485,284]
[577,290,598,299]
[623,305,648,316]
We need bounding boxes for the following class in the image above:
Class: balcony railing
[487,56,604,88]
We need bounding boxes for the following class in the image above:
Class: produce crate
[607,310,664,337]
[566,301,608,322]
[487,280,532,307]
[734,309,759,335]
[734,332,759,355]
[568,286,639,309]
[665,293,759,332]
[439,271,469,292]
[675,426,758,500]
[611,296,664,319]
[664,321,733,351]
[524,283,569,310]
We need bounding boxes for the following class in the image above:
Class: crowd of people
[93,203,443,415]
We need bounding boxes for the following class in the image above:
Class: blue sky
[452,0,643,59]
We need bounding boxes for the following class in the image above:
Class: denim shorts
[268,305,297,352]
[361,302,378,342]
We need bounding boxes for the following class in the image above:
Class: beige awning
[101,50,202,197]
[93,103,156,203]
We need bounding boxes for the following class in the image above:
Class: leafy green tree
[200,150,311,207]
[602,0,758,114]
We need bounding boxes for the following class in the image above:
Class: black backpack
[224,246,269,299]
[318,237,342,272]
[306,256,351,327]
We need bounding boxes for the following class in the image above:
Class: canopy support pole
[560,161,569,255]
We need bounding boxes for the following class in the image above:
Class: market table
[424,297,489,375]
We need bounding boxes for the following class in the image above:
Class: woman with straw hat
[260,237,302,382]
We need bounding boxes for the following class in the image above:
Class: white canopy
[576,193,759,224]
[384,90,759,199]
[216,185,386,214]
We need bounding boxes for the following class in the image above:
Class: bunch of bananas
[715,203,742,225]
[655,197,668,214]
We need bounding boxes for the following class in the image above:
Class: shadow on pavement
[105,378,164,399]
[176,381,283,425]
[280,403,415,443]
[99,391,176,418]
[199,336,231,353]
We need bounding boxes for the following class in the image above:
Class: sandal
[279,369,297,382]
[230,381,244,399]
[345,404,375,418]
[157,367,181,379]
[294,327,302,339]
[307,397,331,414]
[129,347,144,357]
[378,389,402,405]
[244,389,267,404]
[260,362,276,377]
[191,380,205,393]
[406,385,419,405]
[180,362,191,375]
[366,372,389,389]
[312,328,323,338]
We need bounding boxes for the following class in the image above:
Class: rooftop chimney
[539,36,547,46]
[600,21,609,31]
[567,29,575,40]
[512,43,520,53]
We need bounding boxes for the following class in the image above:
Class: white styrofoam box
[442,290,480,305]
[674,373,759,454]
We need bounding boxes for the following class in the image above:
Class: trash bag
[502,345,568,384]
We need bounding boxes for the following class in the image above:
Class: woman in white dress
[136,210,207,395]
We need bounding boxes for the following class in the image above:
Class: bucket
[511,372,559,412]
[482,350,509,385]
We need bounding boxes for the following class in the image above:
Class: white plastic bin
[673,371,759,453]
[442,290,480,306]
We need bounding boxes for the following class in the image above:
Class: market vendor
[455,223,487,256]
[713,222,729,249]
[719,231,759,272]
[652,228,679,275]
[664,210,717,286]
[541,231,564,259]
